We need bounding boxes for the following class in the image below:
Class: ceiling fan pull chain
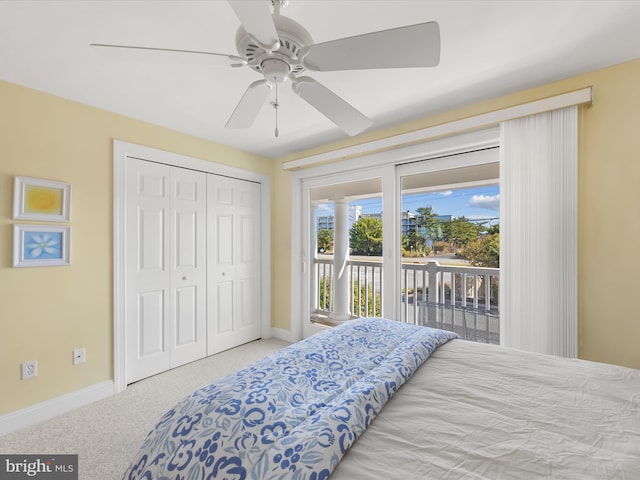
[274,82,280,138]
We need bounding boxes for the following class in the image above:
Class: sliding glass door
[299,144,500,339]
[398,157,500,343]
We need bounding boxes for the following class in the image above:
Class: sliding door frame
[290,128,500,340]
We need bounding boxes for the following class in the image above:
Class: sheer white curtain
[500,106,578,357]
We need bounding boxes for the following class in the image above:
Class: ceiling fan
[91,0,440,137]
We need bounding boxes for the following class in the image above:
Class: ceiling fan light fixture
[261,57,291,83]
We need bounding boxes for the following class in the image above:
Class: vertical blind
[500,106,578,357]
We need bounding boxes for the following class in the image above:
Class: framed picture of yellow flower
[13,224,71,267]
[13,176,71,222]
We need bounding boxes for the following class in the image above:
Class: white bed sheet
[331,339,640,479]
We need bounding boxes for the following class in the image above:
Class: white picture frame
[13,224,71,267]
[13,176,71,222]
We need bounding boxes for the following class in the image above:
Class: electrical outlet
[22,360,37,380]
[73,348,86,365]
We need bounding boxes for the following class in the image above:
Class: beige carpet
[0,338,290,479]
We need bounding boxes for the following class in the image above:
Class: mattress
[332,339,640,479]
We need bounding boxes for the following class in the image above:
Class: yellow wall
[273,58,640,370]
[0,80,272,416]
[270,163,292,331]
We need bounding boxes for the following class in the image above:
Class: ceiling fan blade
[292,76,372,136]
[90,43,246,67]
[227,0,280,51]
[226,79,272,128]
[300,22,440,72]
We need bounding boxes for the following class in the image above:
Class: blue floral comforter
[124,318,457,480]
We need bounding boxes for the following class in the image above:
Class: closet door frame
[113,140,271,393]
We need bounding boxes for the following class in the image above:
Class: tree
[463,233,500,268]
[401,206,438,255]
[403,229,425,256]
[415,206,438,243]
[349,217,383,256]
[486,223,500,235]
[317,228,333,253]
[442,217,482,248]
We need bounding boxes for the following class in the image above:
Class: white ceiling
[1,1,639,159]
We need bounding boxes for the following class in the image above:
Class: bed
[123,318,640,479]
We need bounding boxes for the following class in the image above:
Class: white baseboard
[269,326,300,344]
[0,380,115,437]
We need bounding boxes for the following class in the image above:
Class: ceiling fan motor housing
[235,14,313,80]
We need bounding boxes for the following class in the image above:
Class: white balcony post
[426,260,439,323]
[310,203,319,313]
[329,198,351,323]
[427,260,439,303]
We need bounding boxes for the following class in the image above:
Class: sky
[317,184,500,226]
[401,184,499,225]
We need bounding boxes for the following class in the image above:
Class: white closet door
[170,166,208,366]
[207,175,262,354]
[125,159,207,383]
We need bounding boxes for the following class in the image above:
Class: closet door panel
[175,286,198,346]
[170,167,207,366]
[216,214,234,265]
[139,208,165,270]
[234,181,261,339]
[138,290,165,356]
[126,159,171,382]
[175,211,197,268]
[126,159,207,383]
[215,282,234,334]
[208,176,261,354]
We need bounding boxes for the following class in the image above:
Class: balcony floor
[420,302,500,345]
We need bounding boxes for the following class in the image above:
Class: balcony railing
[315,258,383,318]
[313,257,500,344]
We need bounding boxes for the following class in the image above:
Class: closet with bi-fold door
[124,157,262,384]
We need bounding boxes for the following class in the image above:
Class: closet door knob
[182,276,187,280]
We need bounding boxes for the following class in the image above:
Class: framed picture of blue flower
[13,224,71,267]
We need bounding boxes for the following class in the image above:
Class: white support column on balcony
[329,198,351,323]
[310,203,319,313]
